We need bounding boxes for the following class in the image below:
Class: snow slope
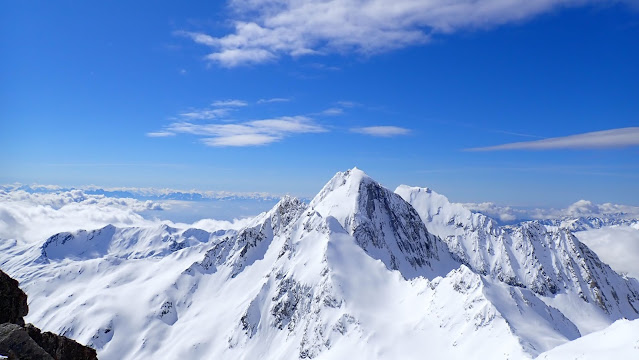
[0,168,635,359]
[538,318,639,359]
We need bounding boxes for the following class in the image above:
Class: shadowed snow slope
[0,168,635,359]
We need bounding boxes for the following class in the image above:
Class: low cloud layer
[178,0,613,67]
[576,225,639,280]
[0,189,162,243]
[463,199,639,224]
[0,188,255,244]
[0,183,282,202]
[467,127,639,151]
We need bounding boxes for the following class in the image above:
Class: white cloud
[167,115,327,146]
[211,99,248,107]
[207,47,276,66]
[178,0,608,67]
[0,188,263,244]
[575,226,639,280]
[257,97,290,104]
[351,126,411,137]
[6,183,282,201]
[461,202,519,222]
[203,133,280,146]
[0,189,165,212]
[321,108,343,116]
[146,131,176,137]
[467,127,639,151]
[0,190,164,243]
[179,108,232,120]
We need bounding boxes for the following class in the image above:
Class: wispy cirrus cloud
[257,97,291,104]
[467,127,639,151]
[211,99,248,107]
[179,108,232,120]
[320,107,343,116]
[146,131,176,138]
[177,0,612,67]
[351,126,411,137]
[175,99,247,121]
[167,116,327,146]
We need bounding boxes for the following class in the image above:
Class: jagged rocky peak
[190,195,307,277]
[269,195,307,234]
[308,168,458,279]
[512,221,639,317]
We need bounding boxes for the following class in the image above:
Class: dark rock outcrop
[0,270,97,360]
[0,271,28,326]
[0,323,53,360]
[24,324,97,360]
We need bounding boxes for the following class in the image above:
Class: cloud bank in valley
[463,199,639,224]
[575,225,639,280]
[0,188,251,244]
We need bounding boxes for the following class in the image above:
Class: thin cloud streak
[146,131,176,138]
[351,126,411,137]
[211,99,248,107]
[257,97,291,104]
[467,127,639,151]
[321,108,343,116]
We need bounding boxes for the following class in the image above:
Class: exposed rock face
[0,271,28,326]
[0,323,53,360]
[24,324,97,360]
[0,270,97,360]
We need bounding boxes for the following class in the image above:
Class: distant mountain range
[0,183,284,202]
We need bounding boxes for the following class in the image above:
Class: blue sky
[2,0,638,207]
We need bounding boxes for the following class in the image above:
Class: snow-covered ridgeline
[396,185,639,334]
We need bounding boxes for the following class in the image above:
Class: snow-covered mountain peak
[307,169,459,279]
[308,168,371,220]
